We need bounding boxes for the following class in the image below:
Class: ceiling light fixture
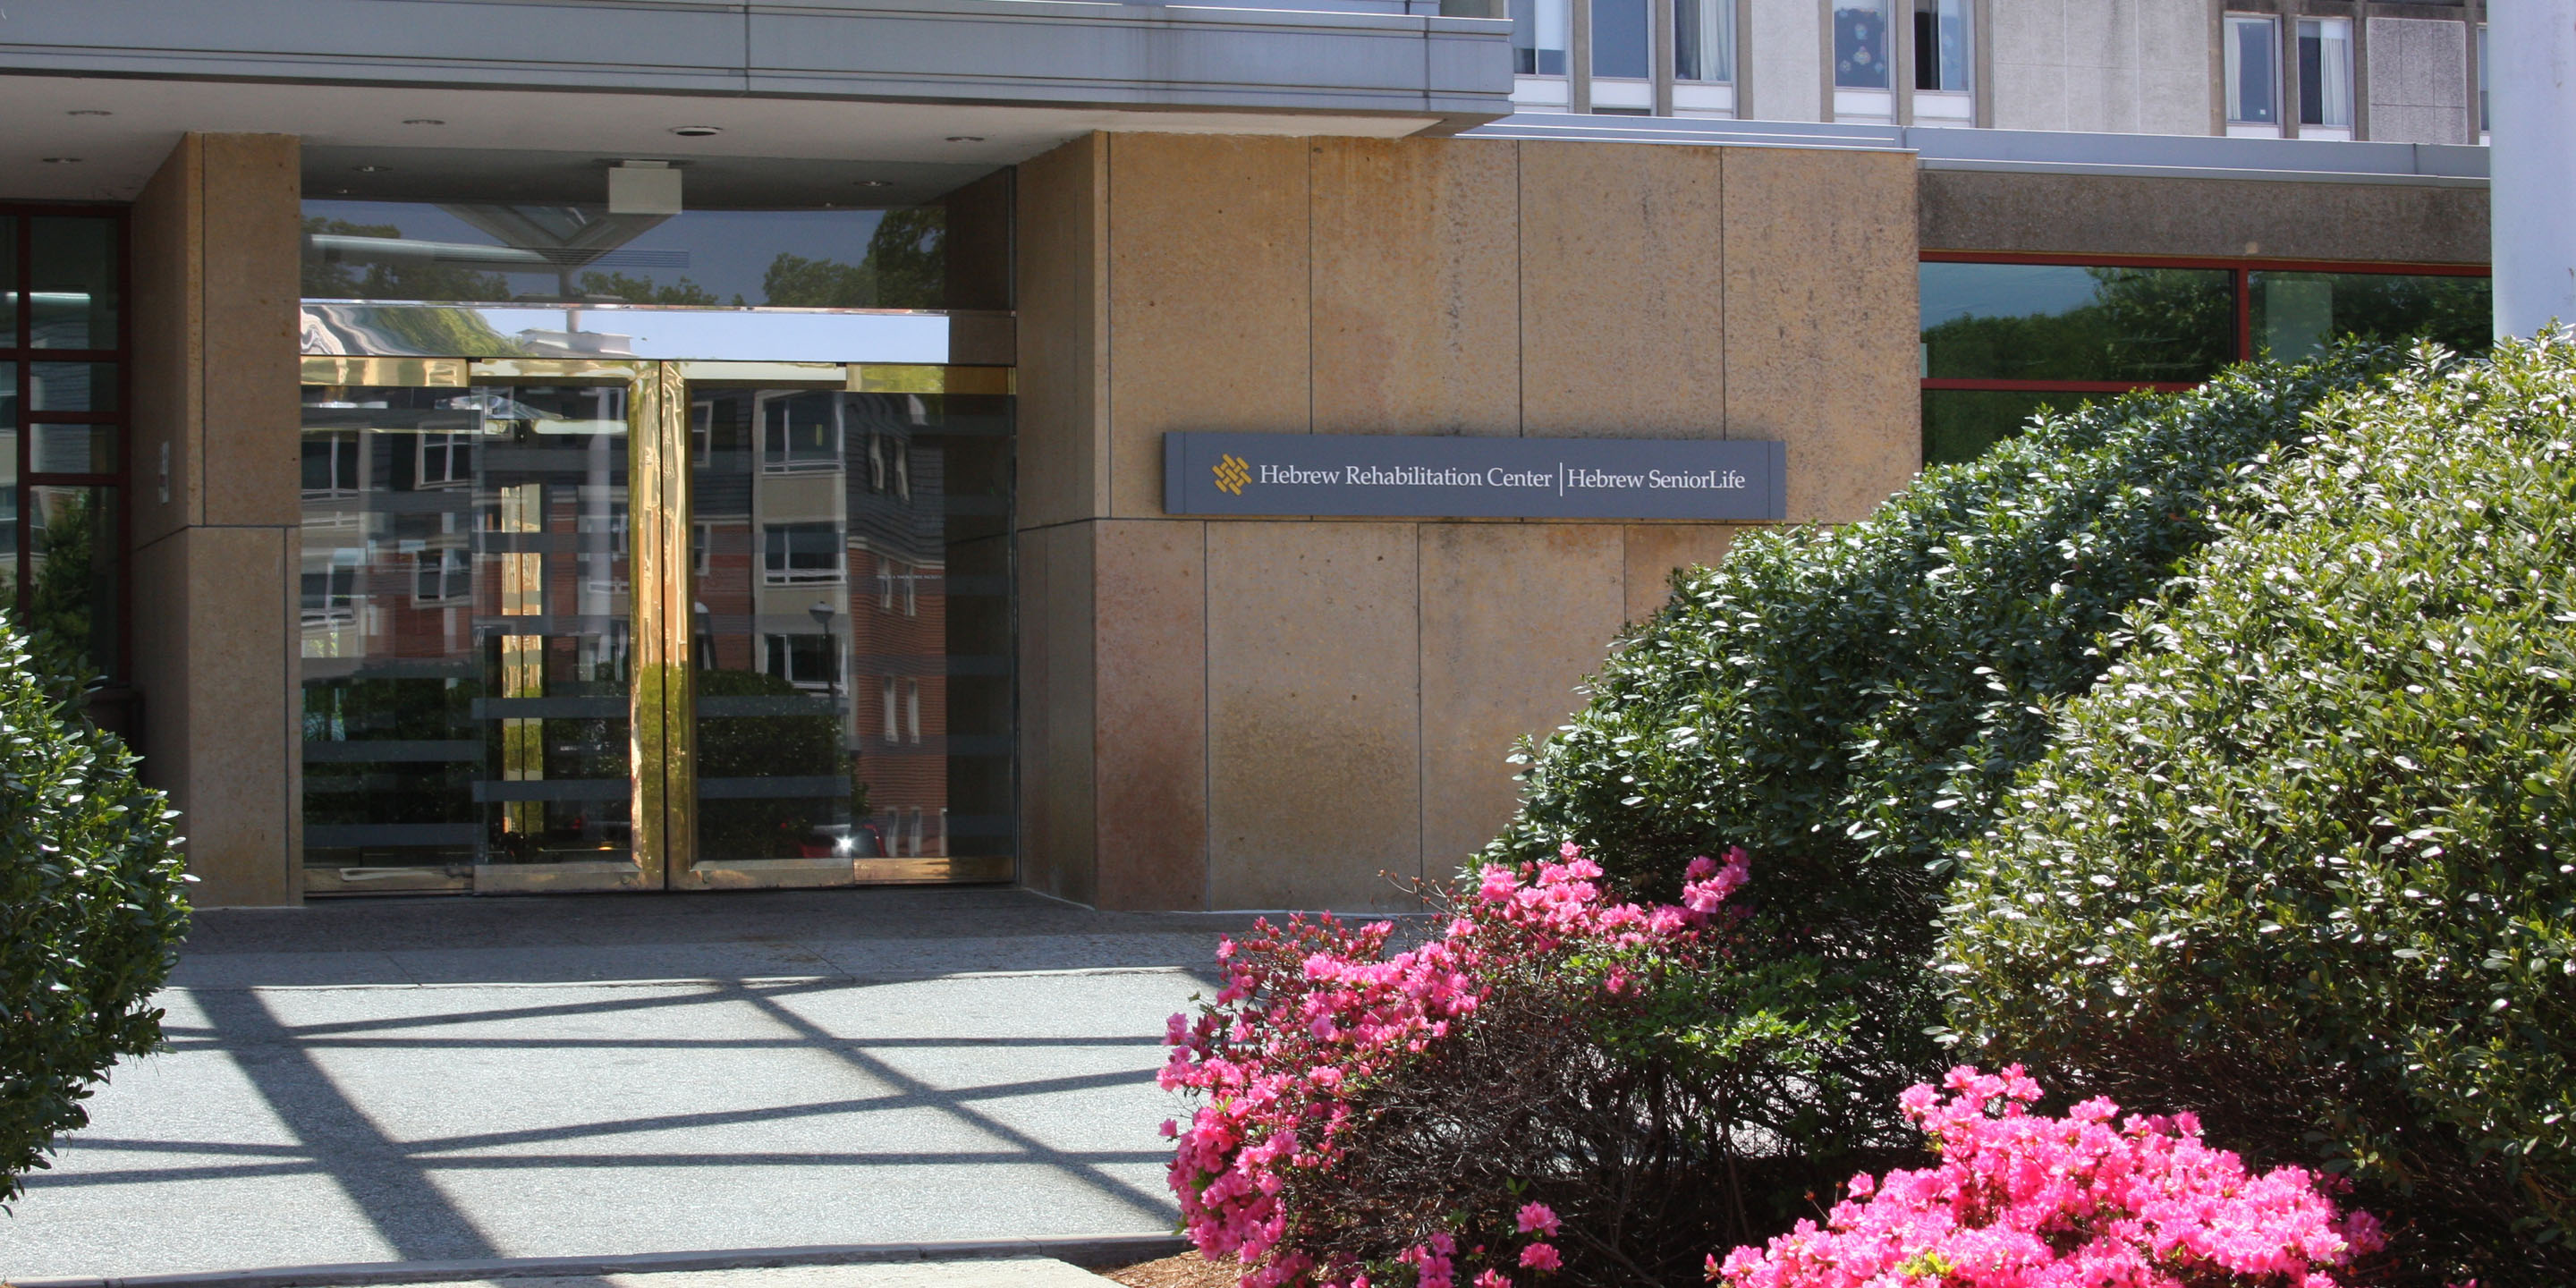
[41,157,82,165]
[66,109,112,117]
[855,179,894,188]
[945,135,985,143]
[351,164,390,173]
[402,118,445,126]
[669,124,723,137]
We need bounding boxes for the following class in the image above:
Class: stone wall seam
[1200,519,1214,911]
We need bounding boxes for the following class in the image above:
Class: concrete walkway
[0,888,1257,1281]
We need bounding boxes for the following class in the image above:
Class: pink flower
[1709,1067,2384,1288]
[1515,1201,1560,1237]
[1157,850,1755,1287]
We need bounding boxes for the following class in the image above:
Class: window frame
[2296,16,2354,133]
[1919,250,2494,460]
[3,203,131,684]
[759,521,844,585]
[2224,13,2282,131]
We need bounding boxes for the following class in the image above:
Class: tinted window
[1920,262,2235,384]
[2250,272,2491,361]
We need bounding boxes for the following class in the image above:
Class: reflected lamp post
[808,599,837,703]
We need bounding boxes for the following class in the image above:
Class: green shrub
[1486,346,2403,1203]
[0,615,190,1203]
[1940,339,2576,1284]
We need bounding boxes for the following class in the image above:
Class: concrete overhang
[1466,114,2489,186]
[0,0,1514,200]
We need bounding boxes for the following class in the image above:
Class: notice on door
[1164,432,1787,521]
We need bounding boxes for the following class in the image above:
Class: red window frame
[1919,250,2493,402]
[4,202,132,683]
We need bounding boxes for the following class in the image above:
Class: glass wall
[2251,272,2490,361]
[303,202,959,310]
[1921,258,2492,467]
[2,208,125,683]
[1920,262,2234,384]
[300,381,635,890]
[685,386,1013,873]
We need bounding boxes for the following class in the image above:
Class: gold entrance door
[297,357,1013,894]
[668,365,1016,889]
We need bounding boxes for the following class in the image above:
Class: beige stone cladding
[1986,0,2210,135]
[2367,17,2475,146]
[1014,131,1918,911]
[130,133,305,907]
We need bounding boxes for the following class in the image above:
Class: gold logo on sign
[1213,453,1251,496]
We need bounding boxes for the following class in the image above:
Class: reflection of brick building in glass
[691,389,950,860]
[297,386,636,881]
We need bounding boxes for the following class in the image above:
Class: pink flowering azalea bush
[1712,1065,2389,1288]
[1163,846,1883,1288]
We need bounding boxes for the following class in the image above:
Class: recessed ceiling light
[351,164,390,173]
[945,135,985,143]
[669,124,723,137]
[40,157,82,165]
[66,109,112,117]
[854,179,894,188]
[402,118,445,126]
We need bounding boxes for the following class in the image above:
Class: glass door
[674,368,1015,888]
[299,358,660,894]
[296,357,1013,894]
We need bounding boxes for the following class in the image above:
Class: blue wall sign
[1164,433,1787,521]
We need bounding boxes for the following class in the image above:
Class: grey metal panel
[0,0,1513,119]
[2,0,755,92]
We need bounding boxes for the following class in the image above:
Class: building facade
[1506,0,2491,144]
[0,1,2488,911]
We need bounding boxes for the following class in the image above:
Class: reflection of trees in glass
[1922,389,2066,468]
[2255,274,2491,358]
[575,271,739,306]
[1921,267,2233,383]
[694,667,866,859]
[759,208,945,309]
[301,217,511,301]
[355,306,529,357]
[26,492,106,682]
[301,677,482,829]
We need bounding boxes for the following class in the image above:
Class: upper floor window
[2297,18,2353,134]
[417,431,472,489]
[1511,0,1569,75]
[1913,0,1970,93]
[762,522,843,584]
[1673,0,1734,83]
[1593,0,1651,80]
[761,394,840,473]
[2479,23,2491,135]
[2224,14,2280,130]
[1835,2,1894,89]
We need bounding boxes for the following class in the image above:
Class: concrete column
[129,133,305,907]
[2492,0,2576,337]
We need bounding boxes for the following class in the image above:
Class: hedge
[0,616,190,1203]
[1485,345,2406,1208]
[1941,337,2576,1284]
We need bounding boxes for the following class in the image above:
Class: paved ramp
[0,889,1252,1280]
